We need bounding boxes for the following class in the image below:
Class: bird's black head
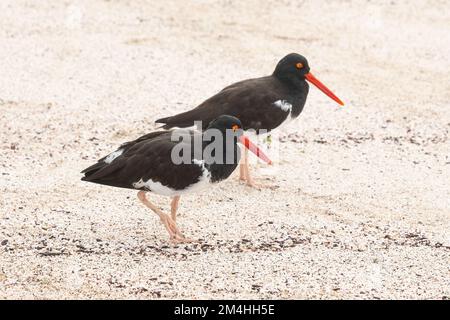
[273,53,345,106]
[206,115,243,137]
[273,53,311,83]
[204,115,272,167]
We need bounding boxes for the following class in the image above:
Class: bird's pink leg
[244,161,261,189]
[170,195,180,222]
[169,195,194,243]
[137,191,190,243]
[239,148,247,181]
[241,147,277,190]
[239,148,260,189]
[239,163,247,181]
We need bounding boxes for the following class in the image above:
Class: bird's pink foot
[159,214,194,243]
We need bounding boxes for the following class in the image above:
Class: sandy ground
[1,0,449,299]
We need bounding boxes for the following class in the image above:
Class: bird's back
[155,76,291,132]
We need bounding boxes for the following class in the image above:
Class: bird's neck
[202,137,240,183]
[273,74,309,118]
[273,72,305,91]
[207,162,238,183]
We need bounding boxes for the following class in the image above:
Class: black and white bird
[156,53,344,187]
[81,115,271,242]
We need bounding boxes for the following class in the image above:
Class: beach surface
[0,0,449,299]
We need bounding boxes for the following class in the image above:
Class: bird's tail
[155,110,204,129]
[155,116,176,129]
[81,161,108,180]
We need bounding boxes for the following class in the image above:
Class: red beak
[239,135,272,165]
[305,72,344,106]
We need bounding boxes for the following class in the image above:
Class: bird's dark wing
[81,131,169,175]
[81,131,205,191]
[156,76,290,131]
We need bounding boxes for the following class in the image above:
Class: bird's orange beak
[239,135,272,165]
[305,72,344,106]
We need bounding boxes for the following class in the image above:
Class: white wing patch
[132,159,211,196]
[104,148,124,164]
[273,100,292,113]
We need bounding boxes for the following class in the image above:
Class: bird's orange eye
[232,124,240,132]
[296,62,303,69]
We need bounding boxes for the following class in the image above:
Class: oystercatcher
[81,115,271,242]
[156,53,344,187]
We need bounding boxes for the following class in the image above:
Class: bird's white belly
[132,159,211,197]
